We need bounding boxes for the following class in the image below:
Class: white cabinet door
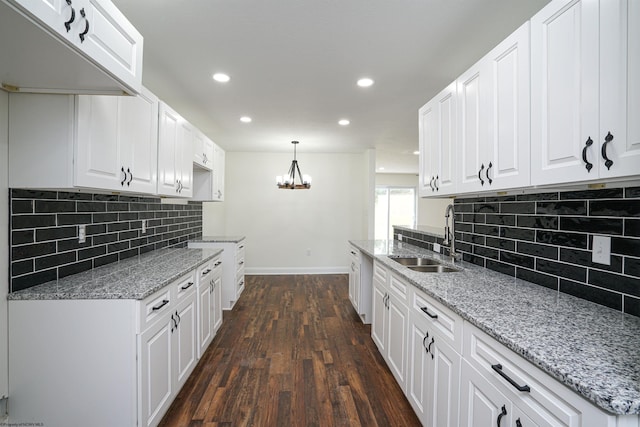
[408,315,431,423]
[371,277,387,354]
[11,0,72,41]
[386,293,409,391]
[119,87,158,194]
[157,103,180,196]
[599,0,640,179]
[173,296,197,390]
[197,283,213,359]
[213,143,225,201]
[75,94,120,189]
[139,317,173,427]
[77,0,143,95]
[427,336,461,427]
[194,131,213,170]
[212,273,223,334]
[531,0,600,185]
[458,22,530,192]
[460,360,513,427]
[177,120,194,198]
[419,82,456,197]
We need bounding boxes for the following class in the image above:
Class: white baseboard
[245,267,349,275]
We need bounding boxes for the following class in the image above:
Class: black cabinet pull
[239,245,244,249]
[434,175,439,191]
[120,167,126,186]
[175,310,181,326]
[181,281,194,291]
[202,268,211,276]
[170,314,177,332]
[64,1,75,32]
[478,164,485,186]
[420,306,438,319]
[79,8,89,43]
[214,261,222,267]
[491,364,531,392]
[427,337,434,359]
[152,299,169,311]
[582,137,594,172]
[486,162,493,185]
[516,419,523,427]
[497,405,507,427]
[601,132,614,170]
[429,176,434,191]
[239,260,244,266]
[126,168,133,186]
[422,332,429,349]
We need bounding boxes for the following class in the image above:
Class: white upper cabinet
[213,143,225,201]
[419,82,456,197]
[157,102,193,198]
[75,87,158,193]
[458,22,530,193]
[193,131,214,171]
[0,0,143,95]
[531,0,640,185]
[8,89,158,195]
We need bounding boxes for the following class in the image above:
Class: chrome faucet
[443,204,460,261]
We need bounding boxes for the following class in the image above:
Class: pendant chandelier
[276,141,312,189]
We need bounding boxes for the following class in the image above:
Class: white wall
[202,201,226,236]
[1,90,9,406]
[214,151,368,274]
[375,173,452,229]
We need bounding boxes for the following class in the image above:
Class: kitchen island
[349,239,640,422]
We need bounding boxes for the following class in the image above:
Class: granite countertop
[190,236,246,243]
[7,248,223,301]
[350,239,640,416]
[394,224,445,239]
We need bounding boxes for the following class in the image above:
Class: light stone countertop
[349,239,640,416]
[190,236,246,243]
[7,248,223,301]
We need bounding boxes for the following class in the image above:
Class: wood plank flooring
[159,274,421,427]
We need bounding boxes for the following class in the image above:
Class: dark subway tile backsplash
[399,186,640,318]
[9,189,203,293]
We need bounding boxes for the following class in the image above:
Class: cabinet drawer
[138,286,172,333]
[349,245,361,262]
[389,273,408,304]
[174,271,196,302]
[197,260,215,287]
[463,322,613,427]
[412,287,462,353]
[373,261,387,284]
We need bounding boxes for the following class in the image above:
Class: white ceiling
[113,0,549,174]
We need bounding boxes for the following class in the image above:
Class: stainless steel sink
[389,257,442,266]
[408,265,460,273]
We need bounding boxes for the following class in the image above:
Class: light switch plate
[398,234,403,241]
[433,243,441,253]
[592,235,611,265]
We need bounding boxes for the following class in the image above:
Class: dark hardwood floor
[159,274,421,427]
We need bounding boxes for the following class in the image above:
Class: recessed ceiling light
[413,151,420,155]
[338,119,350,126]
[357,78,374,88]
[378,167,385,171]
[240,116,252,123]
[212,73,230,83]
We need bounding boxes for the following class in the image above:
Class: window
[374,187,416,240]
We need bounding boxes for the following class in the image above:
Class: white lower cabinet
[188,239,246,310]
[196,257,223,358]
[348,244,374,324]
[408,286,462,427]
[8,260,221,427]
[371,261,410,392]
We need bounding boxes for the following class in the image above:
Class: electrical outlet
[433,243,441,253]
[398,234,403,241]
[141,219,147,234]
[78,225,86,243]
[592,235,611,265]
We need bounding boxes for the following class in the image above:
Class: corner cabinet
[531,0,640,186]
[1,0,143,95]
[8,89,159,194]
[157,102,193,198]
[419,82,457,197]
